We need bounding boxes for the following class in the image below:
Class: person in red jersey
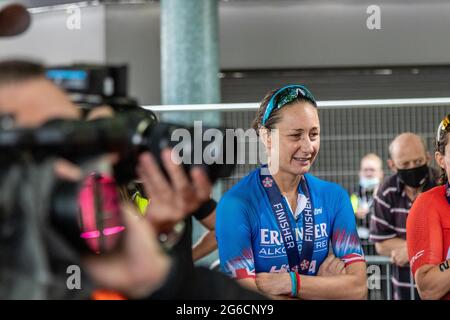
[407,113,450,300]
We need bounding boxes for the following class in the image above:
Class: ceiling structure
[14,0,450,10]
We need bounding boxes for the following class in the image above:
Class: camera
[0,111,236,254]
[0,111,236,183]
[46,64,138,114]
[0,64,236,255]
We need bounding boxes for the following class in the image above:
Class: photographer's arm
[82,204,172,299]
[84,151,265,300]
[150,258,266,300]
[83,203,264,300]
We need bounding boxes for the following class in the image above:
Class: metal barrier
[366,255,393,300]
[365,255,417,300]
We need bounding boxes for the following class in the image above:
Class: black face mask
[397,164,429,188]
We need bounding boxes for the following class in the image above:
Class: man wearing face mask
[369,133,439,300]
[351,153,384,250]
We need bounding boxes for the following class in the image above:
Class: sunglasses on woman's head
[436,114,450,146]
[262,85,317,126]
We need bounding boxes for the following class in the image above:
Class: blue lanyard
[259,168,315,274]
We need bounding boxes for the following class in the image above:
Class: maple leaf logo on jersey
[290,265,299,273]
[262,177,273,188]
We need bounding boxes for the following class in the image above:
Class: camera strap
[259,168,315,274]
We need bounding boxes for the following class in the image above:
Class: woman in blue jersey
[216,85,367,299]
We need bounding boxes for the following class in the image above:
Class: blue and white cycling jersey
[216,167,365,279]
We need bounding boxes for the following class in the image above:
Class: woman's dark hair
[251,87,315,135]
[436,115,450,185]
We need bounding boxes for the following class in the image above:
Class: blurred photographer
[0,4,264,299]
[0,58,264,299]
[0,61,80,126]
[0,57,91,298]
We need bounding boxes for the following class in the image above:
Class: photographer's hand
[137,149,212,232]
[82,204,171,299]
[53,158,83,181]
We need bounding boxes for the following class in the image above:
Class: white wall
[105,1,450,104]
[0,4,105,65]
[105,3,161,107]
[2,1,450,104]
[220,1,450,69]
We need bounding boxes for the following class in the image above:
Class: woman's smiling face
[265,101,320,176]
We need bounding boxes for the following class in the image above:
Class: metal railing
[365,255,416,300]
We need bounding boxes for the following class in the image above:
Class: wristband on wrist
[192,198,217,220]
[295,271,301,297]
[289,271,297,298]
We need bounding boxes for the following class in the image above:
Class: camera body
[0,64,236,255]
[0,110,236,254]
[46,64,138,113]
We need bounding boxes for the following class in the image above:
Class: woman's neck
[268,165,301,195]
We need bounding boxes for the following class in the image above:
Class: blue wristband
[289,272,297,297]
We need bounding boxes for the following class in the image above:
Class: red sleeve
[406,192,443,276]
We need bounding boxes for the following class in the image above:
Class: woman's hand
[255,272,291,296]
[317,254,346,277]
